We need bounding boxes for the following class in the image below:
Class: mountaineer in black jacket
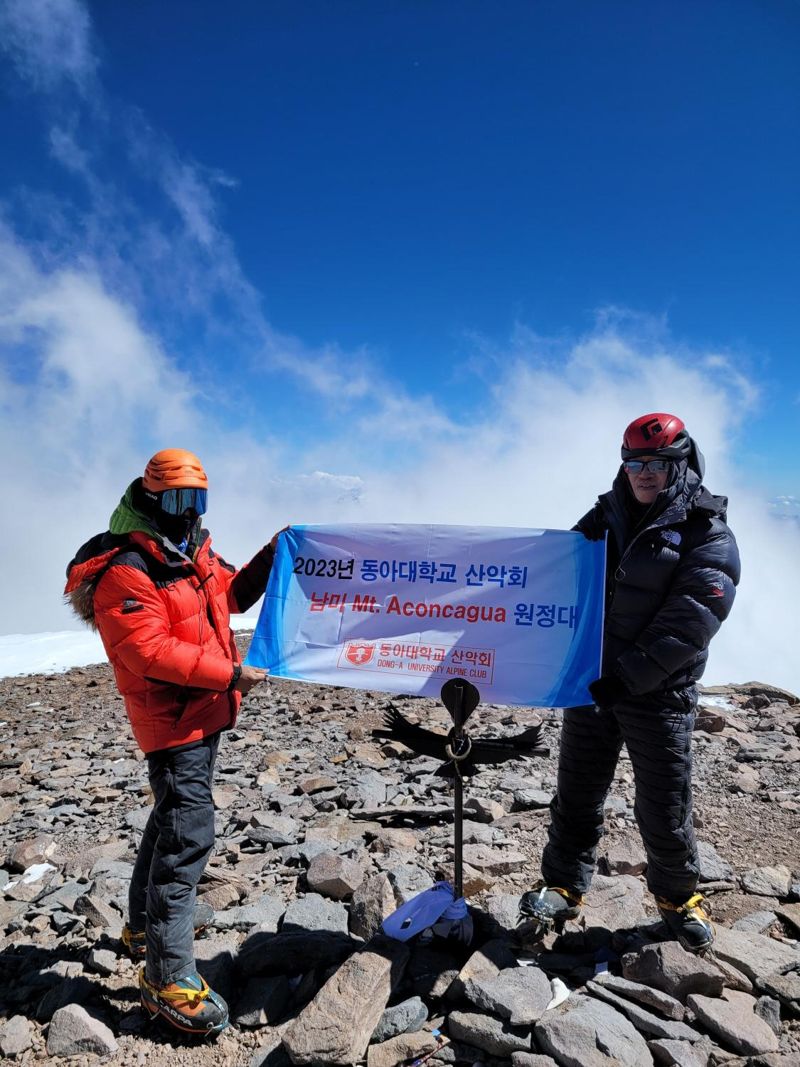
[520,413,740,952]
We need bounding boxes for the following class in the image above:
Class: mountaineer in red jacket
[65,448,280,1036]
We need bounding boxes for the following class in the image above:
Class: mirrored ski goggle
[622,459,672,474]
[159,487,208,516]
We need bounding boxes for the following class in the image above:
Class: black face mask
[153,510,196,546]
[132,479,197,548]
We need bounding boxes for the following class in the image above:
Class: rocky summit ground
[1,636,800,1067]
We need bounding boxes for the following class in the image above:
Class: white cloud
[1,214,797,695]
[0,0,796,697]
[0,0,98,94]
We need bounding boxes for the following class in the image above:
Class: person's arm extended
[228,527,288,613]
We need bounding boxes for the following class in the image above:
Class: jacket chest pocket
[622,540,681,593]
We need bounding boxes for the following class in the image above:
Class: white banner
[246,523,605,708]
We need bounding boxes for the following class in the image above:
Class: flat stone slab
[366,1030,438,1067]
[647,1037,714,1067]
[465,964,553,1026]
[697,840,735,882]
[622,941,725,1002]
[535,995,654,1066]
[591,971,685,1020]
[282,893,349,934]
[461,844,527,874]
[282,936,409,1065]
[216,893,286,931]
[711,925,800,983]
[448,1010,532,1057]
[581,874,649,932]
[446,937,519,1001]
[686,989,780,1056]
[586,979,700,1041]
[741,865,793,897]
[757,971,800,1015]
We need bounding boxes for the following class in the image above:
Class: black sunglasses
[623,459,672,474]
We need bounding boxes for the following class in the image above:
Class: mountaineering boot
[518,883,584,931]
[139,970,229,1036]
[121,900,215,961]
[655,893,714,953]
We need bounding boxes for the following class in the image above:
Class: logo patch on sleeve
[121,598,144,614]
[661,530,682,546]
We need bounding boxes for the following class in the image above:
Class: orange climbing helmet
[142,449,208,491]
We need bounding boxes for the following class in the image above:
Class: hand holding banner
[246,523,605,708]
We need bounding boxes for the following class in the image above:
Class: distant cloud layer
[1,0,797,694]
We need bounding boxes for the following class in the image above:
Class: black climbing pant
[541,696,699,903]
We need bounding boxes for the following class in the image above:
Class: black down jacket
[575,465,740,697]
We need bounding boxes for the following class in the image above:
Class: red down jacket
[65,528,273,754]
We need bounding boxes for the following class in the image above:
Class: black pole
[452,681,464,900]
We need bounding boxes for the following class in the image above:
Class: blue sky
[2,1,798,472]
[1,0,799,692]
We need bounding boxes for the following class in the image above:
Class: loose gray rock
[46,1003,118,1057]
[350,873,397,940]
[216,893,286,931]
[282,936,409,1065]
[307,851,364,899]
[387,863,434,905]
[73,891,121,930]
[343,771,387,810]
[697,840,735,883]
[711,925,800,983]
[0,1015,32,1056]
[740,865,793,897]
[647,1036,713,1066]
[511,1055,559,1067]
[686,989,780,1056]
[731,910,778,935]
[622,942,724,1002]
[461,843,527,875]
[758,971,800,1015]
[446,937,519,1002]
[483,892,526,932]
[86,947,118,976]
[598,832,648,876]
[370,995,427,1043]
[535,994,654,1066]
[464,796,505,822]
[465,964,552,1026]
[282,893,349,934]
[586,979,700,1041]
[366,1030,438,1067]
[447,1010,532,1056]
[581,874,649,932]
[755,995,783,1036]
[511,788,552,811]
[591,971,685,1020]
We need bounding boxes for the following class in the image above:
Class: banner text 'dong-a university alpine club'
[246,524,605,708]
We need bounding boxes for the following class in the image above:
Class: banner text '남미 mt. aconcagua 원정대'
[245,524,605,708]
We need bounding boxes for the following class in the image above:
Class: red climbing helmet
[621,413,692,461]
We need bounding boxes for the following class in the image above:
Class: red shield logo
[345,643,374,665]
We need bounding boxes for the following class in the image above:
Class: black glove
[588,674,629,707]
